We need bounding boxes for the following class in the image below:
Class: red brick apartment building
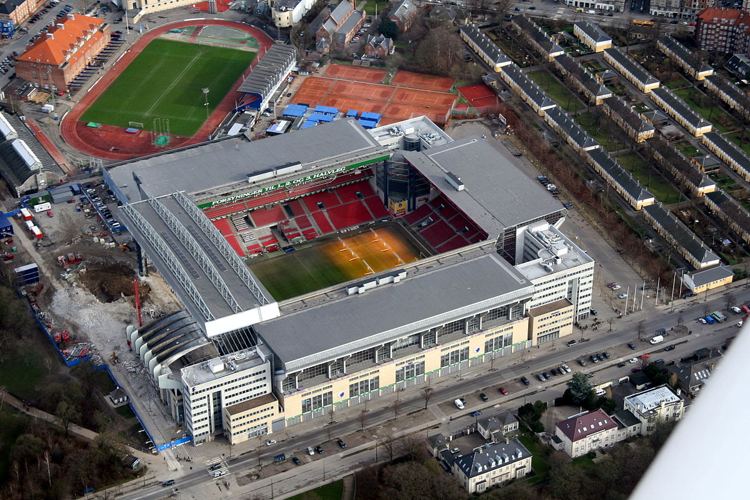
[695,7,750,55]
[15,14,109,91]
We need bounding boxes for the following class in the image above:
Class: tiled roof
[557,409,617,442]
[555,54,612,99]
[697,7,750,23]
[703,132,750,176]
[545,107,598,150]
[18,15,104,66]
[588,148,654,202]
[604,94,654,133]
[651,87,712,129]
[643,203,719,267]
[647,137,712,190]
[605,47,659,86]
[454,439,531,478]
[574,21,612,43]
[705,189,750,236]
[514,15,563,56]
[658,36,713,74]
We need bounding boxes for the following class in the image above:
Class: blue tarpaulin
[360,111,381,121]
[314,105,338,115]
[282,104,307,118]
[346,109,358,118]
[309,112,334,123]
[301,120,317,129]
[358,119,378,129]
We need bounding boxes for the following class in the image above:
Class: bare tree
[421,387,433,410]
[380,431,398,461]
[359,409,369,432]
[607,318,614,332]
[637,320,646,341]
[392,394,402,418]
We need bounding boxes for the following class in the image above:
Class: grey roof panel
[454,438,531,478]
[545,107,598,150]
[703,132,750,176]
[651,87,711,129]
[108,119,386,202]
[237,44,296,95]
[502,64,556,109]
[687,265,734,287]
[647,137,712,190]
[555,53,612,99]
[604,94,654,134]
[402,137,565,238]
[588,149,653,202]
[605,47,659,86]
[513,15,563,55]
[460,25,511,67]
[643,203,719,266]
[254,253,533,370]
[705,189,750,236]
[658,36,713,74]
[705,75,750,109]
[574,21,612,43]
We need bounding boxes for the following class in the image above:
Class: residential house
[603,47,660,93]
[15,14,110,91]
[554,409,619,458]
[644,136,715,196]
[388,0,418,33]
[586,149,655,210]
[642,203,720,269]
[680,265,734,293]
[649,87,713,137]
[544,107,600,153]
[316,1,365,51]
[702,131,750,182]
[695,7,750,55]
[702,74,750,121]
[553,53,613,105]
[460,24,512,73]
[725,53,750,77]
[0,0,46,26]
[704,189,750,245]
[364,34,394,59]
[573,21,613,53]
[668,350,721,395]
[272,0,318,28]
[498,63,556,115]
[623,385,685,434]
[657,36,714,80]
[477,412,519,441]
[513,15,564,62]
[601,95,655,142]
[453,439,532,493]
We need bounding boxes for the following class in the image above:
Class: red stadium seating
[246,243,263,255]
[403,204,432,225]
[327,201,373,230]
[364,196,389,218]
[204,201,246,219]
[420,220,455,247]
[295,214,313,229]
[311,211,335,234]
[287,199,305,217]
[225,235,245,256]
[211,218,234,236]
[437,235,469,253]
[250,205,286,227]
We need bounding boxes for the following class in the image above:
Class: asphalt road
[115,286,747,500]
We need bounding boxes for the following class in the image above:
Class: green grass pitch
[81,38,256,137]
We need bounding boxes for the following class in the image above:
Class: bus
[632,19,655,27]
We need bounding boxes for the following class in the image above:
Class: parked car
[470,410,482,417]
[307,446,315,456]
[561,363,571,373]
[731,306,742,314]
[161,480,175,487]
[566,339,577,347]
[454,399,465,410]
[292,456,302,466]
[337,438,347,449]
[628,358,638,364]
[265,439,276,446]
[273,454,286,463]
[479,392,489,402]
[498,387,509,395]
[314,445,324,454]
[578,358,587,367]
[664,345,675,351]
[590,355,600,363]
[536,373,546,382]
[520,376,530,386]
[617,293,628,299]
[601,352,610,359]
[627,343,636,350]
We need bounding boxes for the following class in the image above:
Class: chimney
[505,437,509,444]
[56,23,64,30]
[46,33,54,40]
[67,13,75,21]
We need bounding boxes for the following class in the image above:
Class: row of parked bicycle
[68,30,125,94]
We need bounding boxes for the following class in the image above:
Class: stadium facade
[108,117,594,445]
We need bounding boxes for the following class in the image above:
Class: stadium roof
[574,21,612,43]
[254,253,533,371]
[605,48,659,86]
[651,87,711,130]
[119,192,280,336]
[402,137,565,238]
[237,43,296,96]
[107,119,387,203]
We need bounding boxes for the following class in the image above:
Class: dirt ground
[78,261,145,303]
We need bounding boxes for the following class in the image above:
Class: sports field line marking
[143,50,204,117]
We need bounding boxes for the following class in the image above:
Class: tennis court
[249,224,422,300]
[322,64,387,83]
[392,70,455,92]
[291,65,457,125]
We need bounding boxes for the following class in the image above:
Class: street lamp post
[202,88,210,120]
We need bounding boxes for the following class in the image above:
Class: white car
[265,439,277,446]
[307,446,315,456]
[611,284,621,291]
[731,306,742,314]
[617,293,628,299]
[737,320,744,328]
[628,358,637,364]
[698,317,707,324]
[561,364,571,373]
[454,399,465,410]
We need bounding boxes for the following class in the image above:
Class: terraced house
[603,47,661,93]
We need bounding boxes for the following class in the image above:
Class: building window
[350,376,380,398]
[395,361,425,382]
[440,347,469,367]
[301,391,333,413]
[484,333,512,353]
[392,333,421,352]
[442,319,464,335]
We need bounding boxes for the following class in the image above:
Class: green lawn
[0,349,48,399]
[664,74,691,90]
[676,141,702,158]
[672,87,739,134]
[82,39,255,136]
[363,0,388,15]
[528,70,584,112]
[290,479,343,500]
[576,112,626,150]
[518,433,550,484]
[616,152,681,203]
[727,133,750,157]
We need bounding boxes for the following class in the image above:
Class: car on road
[292,456,302,466]
[617,292,628,299]
[627,343,637,350]
[314,445,324,454]
[561,363,571,373]
[520,376,530,386]
[498,387,509,395]
[665,345,675,351]
[479,392,489,402]
[629,358,638,364]
[161,480,175,487]
[454,399,465,410]
[566,339,577,347]
[337,438,347,449]
[265,439,276,446]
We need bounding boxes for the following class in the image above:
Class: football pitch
[249,225,424,301]
[81,39,256,137]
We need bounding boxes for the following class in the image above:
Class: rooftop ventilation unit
[446,171,464,191]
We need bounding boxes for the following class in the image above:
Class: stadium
[107,116,595,444]
[61,20,295,160]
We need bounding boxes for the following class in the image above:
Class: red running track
[60,20,272,160]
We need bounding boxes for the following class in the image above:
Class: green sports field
[249,225,423,301]
[81,38,255,137]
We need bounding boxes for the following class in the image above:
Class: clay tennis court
[292,65,456,125]
[457,83,500,110]
[392,70,455,92]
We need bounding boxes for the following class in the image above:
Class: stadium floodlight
[202,88,210,120]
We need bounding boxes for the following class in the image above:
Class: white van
[649,335,664,345]
[307,446,315,456]
[454,399,465,410]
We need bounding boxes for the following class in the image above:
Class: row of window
[349,376,380,398]
[440,347,469,368]
[396,361,425,382]
[484,333,513,353]
[301,391,333,413]
[190,370,267,395]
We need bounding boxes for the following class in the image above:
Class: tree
[421,387,433,410]
[358,409,368,432]
[56,400,80,436]
[566,373,594,405]
[379,18,399,41]
[637,320,646,341]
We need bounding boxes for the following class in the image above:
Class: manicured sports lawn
[81,38,255,136]
[249,225,421,301]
